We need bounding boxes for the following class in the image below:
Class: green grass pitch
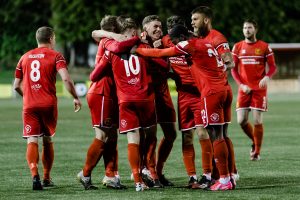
[0,93,300,200]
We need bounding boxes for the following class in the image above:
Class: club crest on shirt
[255,48,262,55]
[210,113,220,122]
[25,125,32,133]
[241,49,246,54]
[120,119,127,128]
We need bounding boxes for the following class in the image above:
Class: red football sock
[83,138,105,177]
[103,141,117,177]
[156,137,174,176]
[128,143,140,183]
[241,122,254,143]
[182,144,196,176]
[254,124,264,155]
[145,136,158,179]
[224,137,237,174]
[199,139,213,174]
[113,145,119,174]
[213,139,229,177]
[211,157,220,180]
[27,142,39,177]
[42,142,54,180]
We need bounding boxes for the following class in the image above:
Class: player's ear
[204,17,210,25]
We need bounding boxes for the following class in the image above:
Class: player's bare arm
[92,30,127,42]
[13,78,23,96]
[58,68,82,112]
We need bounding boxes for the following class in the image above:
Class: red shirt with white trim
[15,47,67,109]
[232,40,277,89]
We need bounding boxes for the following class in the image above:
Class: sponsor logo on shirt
[121,119,127,128]
[169,56,187,65]
[241,59,260,65]
[25,125,31,133]
[255,48,262,55]
[28,54,45,59]
[210,113,220,122]
[128,77,140,85]
[31,84,42,91]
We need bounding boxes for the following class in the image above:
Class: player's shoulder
[209,29,227,40]
[233,40,244,47]
[256,40,269,47]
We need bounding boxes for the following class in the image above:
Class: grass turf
[0,93,300,199]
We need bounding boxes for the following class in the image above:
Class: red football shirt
[162,34,195,86]
[136,38,228,97]
[231,40,277,89]
[89,37,140,96]
[88,38,115,96]
[15,47,67,109]
[204,29,231,55]
[103,43,154,103]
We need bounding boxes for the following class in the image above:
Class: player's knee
[165,131,177,142]
[27,136,38,144]
[95,127,107,142]
[253,119,263,125]
[127,131,140,144]
[107,129,118,142]
[197,127,209,140]
[237,117,248,126]
[43,136,52,144]
[182,131,193,145]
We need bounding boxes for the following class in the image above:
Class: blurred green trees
[1,0,299,70]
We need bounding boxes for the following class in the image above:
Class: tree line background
[1,0,300,70]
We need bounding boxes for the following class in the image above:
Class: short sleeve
[55,53,67,71]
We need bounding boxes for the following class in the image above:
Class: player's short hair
[117,17,137,33]
[142,15,161,28]
[36,27,54,44]
[100,15,119,32]
[191,6,213,19]
[169,24,189,39]
[244,18,258,29]
[167,15,185,30]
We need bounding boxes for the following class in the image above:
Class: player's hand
[259,76,270,88]
[240,84,251,94]
[153,39,162,48]
[74,98,82,112]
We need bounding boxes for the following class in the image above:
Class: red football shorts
[155,88,176,123]
[22,106,57,138]
[86,93,118,128]
[225,86,233,123]
[201,89,232,128]
[177,88,203,131]
[119,100,157,133]
[236,88,267,111]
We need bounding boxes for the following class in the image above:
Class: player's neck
[38,44,52,49]
[245,37,257,43]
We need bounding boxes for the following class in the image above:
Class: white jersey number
[207,48,223,67]
[123,55,140,77]
[30,60,41,82]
